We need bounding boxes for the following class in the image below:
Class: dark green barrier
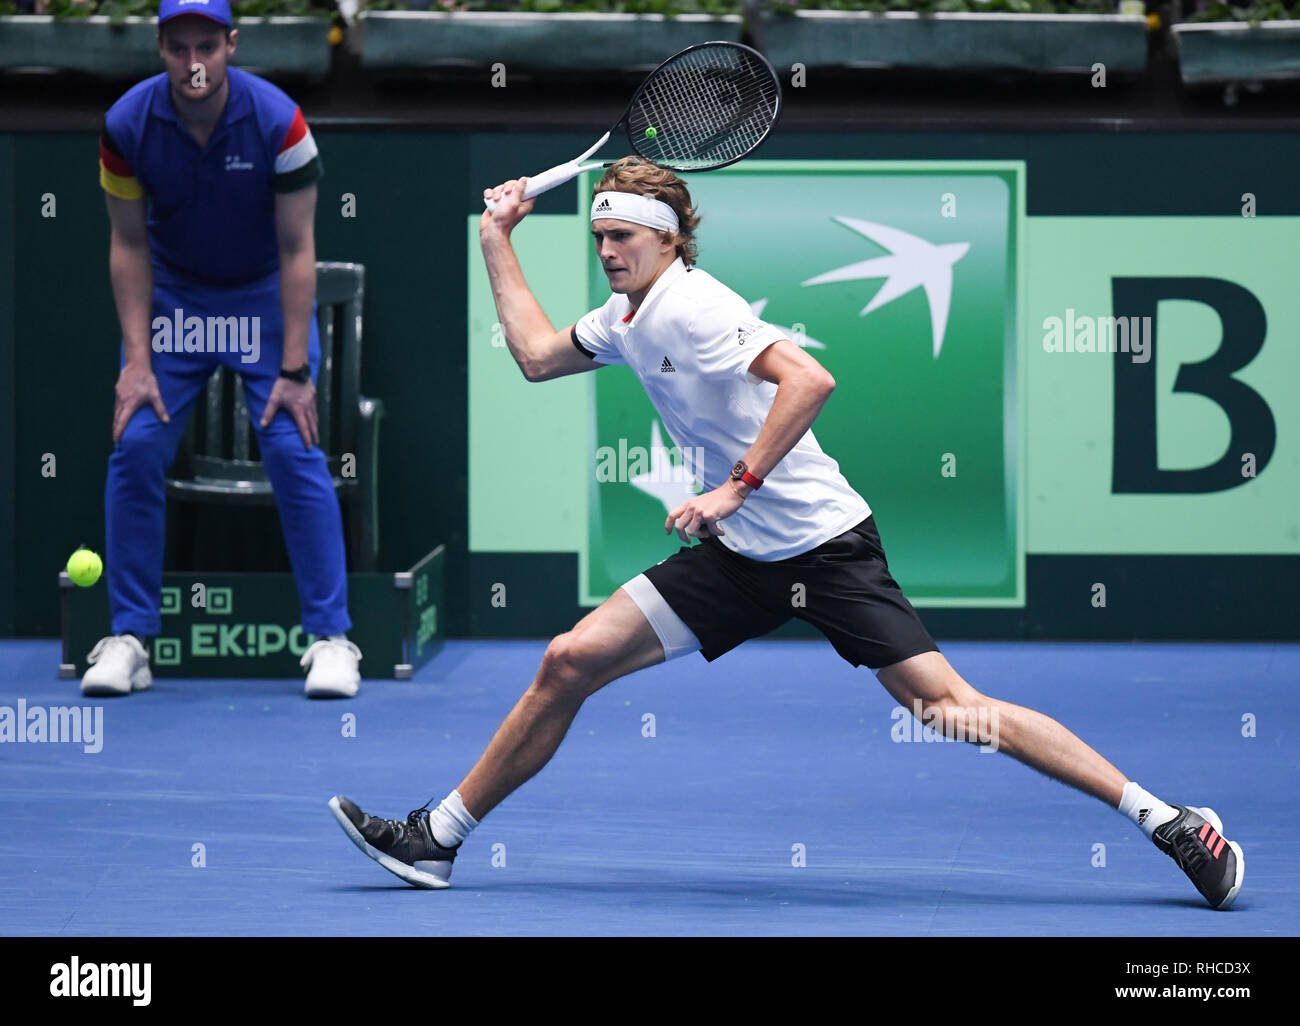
[60,546,444,679]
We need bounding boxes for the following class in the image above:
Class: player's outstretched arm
[479,177,598,382]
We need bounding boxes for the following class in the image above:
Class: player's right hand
[112,362,170,444]
[480,177,536,235]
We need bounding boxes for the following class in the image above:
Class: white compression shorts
[620,573,702,662]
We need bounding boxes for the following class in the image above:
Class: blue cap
[158,0,233,27]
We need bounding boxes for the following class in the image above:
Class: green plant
[362,0,746,12]
[476,0,744,12]
[44,0,102,20]
[357,0,1119,11]
[236,0,325,15]
[1187,0,1296,22]
[37,0,330,19]
[95,0,159,25]
[771,0,1116,11]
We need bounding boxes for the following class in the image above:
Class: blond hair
[593,157,701,266]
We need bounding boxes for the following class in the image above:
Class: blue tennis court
[1,638,1294,937]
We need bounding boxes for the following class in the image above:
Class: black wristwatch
[279,363,311,384]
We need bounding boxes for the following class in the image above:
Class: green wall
[3,127,1299,639]
[0,135,14,637]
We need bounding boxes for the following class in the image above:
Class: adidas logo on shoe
[660,356,675,373]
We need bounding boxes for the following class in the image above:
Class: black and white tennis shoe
[1153,804,1244,909]
[329,795,459,889]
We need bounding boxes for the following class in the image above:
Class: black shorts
[641,515,938,670]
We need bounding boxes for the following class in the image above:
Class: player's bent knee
[911,692,999,747]
[535,633,593,698]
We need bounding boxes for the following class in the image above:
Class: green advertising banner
[1026,217,1299,555]
[582,162,1025,606]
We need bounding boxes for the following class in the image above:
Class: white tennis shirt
[574,257,871,561]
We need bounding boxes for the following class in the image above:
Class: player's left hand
[261,377,319,450]
[665,485,745,542]
[480,177,536,236]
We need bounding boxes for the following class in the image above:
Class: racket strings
[639,59,770,165]
[629,44,779,171]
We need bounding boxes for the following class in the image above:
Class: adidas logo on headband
[595,198,612,211]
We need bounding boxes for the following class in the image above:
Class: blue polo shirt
[99,66,322,286]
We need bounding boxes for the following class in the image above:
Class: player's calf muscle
[900,683,1126,802]
[457,687,582,817]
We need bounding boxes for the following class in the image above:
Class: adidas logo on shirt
[595,197,612,212]
[660,356,675,373]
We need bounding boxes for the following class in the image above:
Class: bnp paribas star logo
[801,217,971,359]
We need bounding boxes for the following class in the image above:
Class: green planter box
[59,545,446,680]
[758,11,1148,73]
[0,16,332,79]
[1174,22,1300,85]
[357,10,743,72]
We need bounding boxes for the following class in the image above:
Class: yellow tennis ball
[67,548,103,587]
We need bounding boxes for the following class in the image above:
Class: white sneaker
[301,637,362,699]
[81,634,152,697]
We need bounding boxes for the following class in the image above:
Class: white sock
[1118,781,1178,839]
[426,789,478,849]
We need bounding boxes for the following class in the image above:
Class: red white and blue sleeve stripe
[272,108,322,193]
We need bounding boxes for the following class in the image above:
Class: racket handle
[482,162,584,212]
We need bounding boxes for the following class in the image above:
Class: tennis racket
[484,41,782,211]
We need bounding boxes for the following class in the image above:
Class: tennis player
[332,158,1243,908]
[85,0,361,699]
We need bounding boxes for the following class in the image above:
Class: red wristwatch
[730,460,763,490]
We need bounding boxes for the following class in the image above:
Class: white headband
[590,191,680,233]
